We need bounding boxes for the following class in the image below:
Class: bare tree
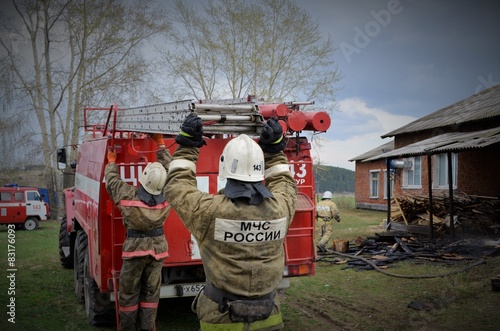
[0,0,170,215]
[158,0,341,102]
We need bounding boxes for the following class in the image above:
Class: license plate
[181,283,204,296]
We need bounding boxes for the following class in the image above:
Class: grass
[282,196,500,330]
[0,223,94,331]
[0,199,499,330]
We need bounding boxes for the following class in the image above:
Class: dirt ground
[279,252,500,331]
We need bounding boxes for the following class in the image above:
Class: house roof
[382,84,500,138]
[365,127,500,162]
[349,140,394,162]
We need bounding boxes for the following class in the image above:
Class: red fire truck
[57,97,331,326]
[0,186,49,230]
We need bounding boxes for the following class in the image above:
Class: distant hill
[314,164,354,194]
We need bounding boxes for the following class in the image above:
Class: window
[14,192,23,201]
[383,170,394,199]
[403,156,422,188]
[370,170,379,198]
[434,153,458,188]
[27,191,40,201]
[1,192,11,201]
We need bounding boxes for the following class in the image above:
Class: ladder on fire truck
[84,95,331,137]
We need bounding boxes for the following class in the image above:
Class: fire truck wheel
[74,230,87,304]
[23,218,39,231]
[83,247,115,326]
[59,218,74,269]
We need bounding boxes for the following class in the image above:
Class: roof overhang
[364,127,500,162]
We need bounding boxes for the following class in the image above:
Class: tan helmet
[219,134,264,182]
[139,162,167,195]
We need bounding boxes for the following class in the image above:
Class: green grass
[0,222,95,331]
[1,210,499,331]
[331,194,356,210]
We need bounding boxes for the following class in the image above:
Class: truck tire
[23,217,39,231]
[58,218,73,269]
[83,246,116,326]
[74,230,87,304]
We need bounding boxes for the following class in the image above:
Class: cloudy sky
[2,1,499,171]
[298,0,500,170]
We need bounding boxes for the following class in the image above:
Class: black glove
[175,113,206,148]
[259,118,286,153]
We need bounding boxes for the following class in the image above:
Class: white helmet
[139,162,167,195]
[219,134,264,182]
[323,191,333,199]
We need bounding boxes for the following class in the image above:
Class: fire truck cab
[0,186,49,230]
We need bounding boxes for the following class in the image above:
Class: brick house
[349,140,394,210]
[350,84,500,214]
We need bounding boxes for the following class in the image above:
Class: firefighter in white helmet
[165,114,297,330]
[316,190,341,252]
[105,133,171,331]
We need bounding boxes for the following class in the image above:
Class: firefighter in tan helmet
[165,114,297,330]
[316,190,342,252]
[105,134,171,331]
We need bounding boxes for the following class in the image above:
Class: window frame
[369,170,380,198]
[433,153,458,189]
[402,156,422,189]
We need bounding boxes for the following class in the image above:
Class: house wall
[391,118,500,200]
[354,159,390,210]
[355,143,500,211]
[455,145,500,197]
[355,154,435,210]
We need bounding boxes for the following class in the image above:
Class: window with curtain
[435,153,458,188]
[403,156,422,188]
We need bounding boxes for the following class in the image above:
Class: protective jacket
[165,145,297,330]
[316,199,341,223]
[104,148,172,260]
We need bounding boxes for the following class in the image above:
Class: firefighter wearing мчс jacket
[316,190,341,252]
[104,134,171,331]
[165,114,297,331]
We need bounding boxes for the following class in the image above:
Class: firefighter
[316,190,342,252]
[105,133,171,331]
[165,114,297,331]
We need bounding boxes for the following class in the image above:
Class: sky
[2,1,500,171]
[298,0,500,170]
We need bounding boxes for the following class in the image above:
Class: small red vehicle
[0,186,50,230]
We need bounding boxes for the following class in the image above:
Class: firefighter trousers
[317,218,333,247]
[118,255,163,331]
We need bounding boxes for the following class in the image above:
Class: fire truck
[57,96,331,326]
